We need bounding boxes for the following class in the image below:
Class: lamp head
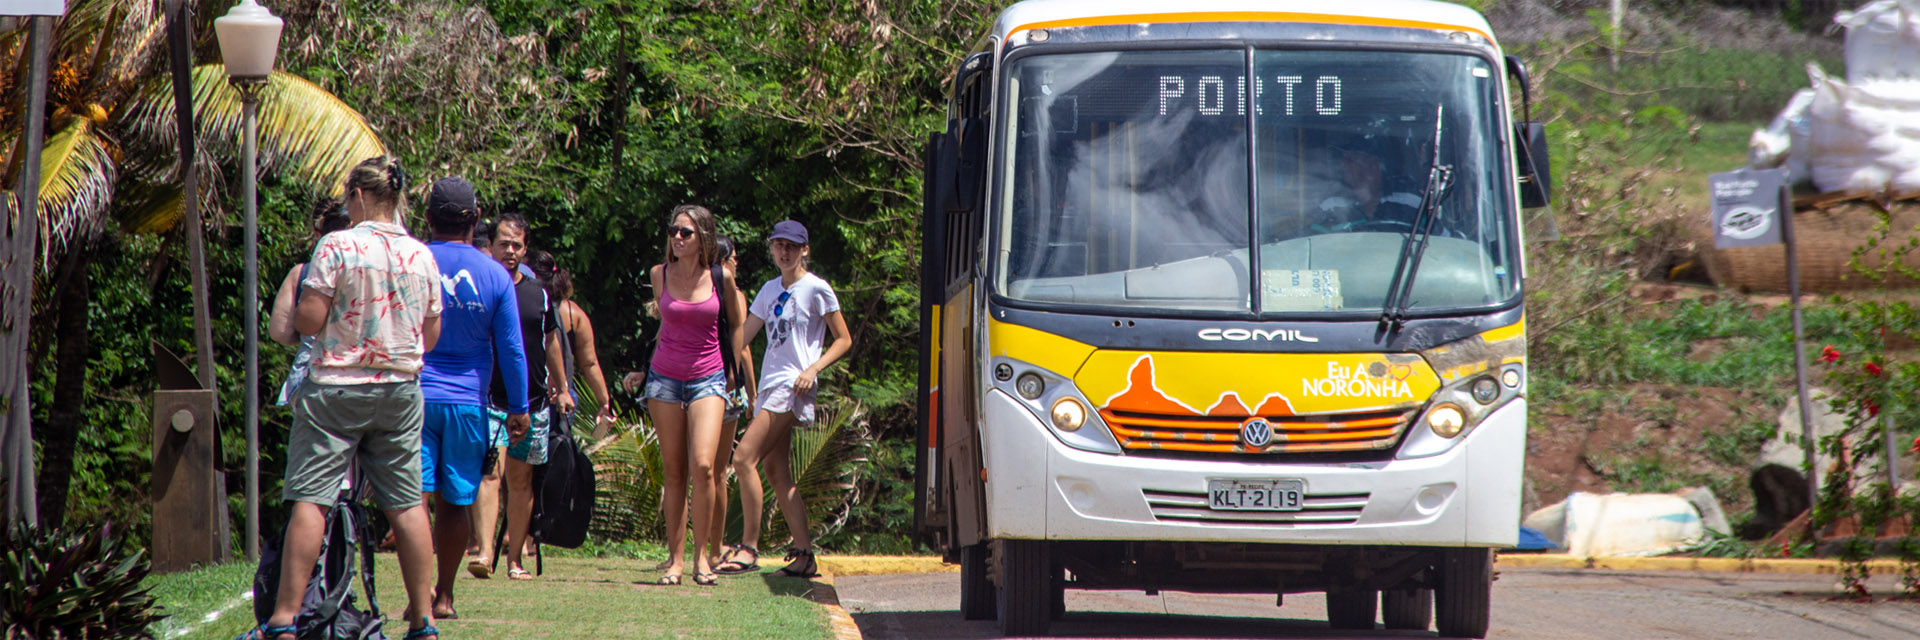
[215,0,283,81]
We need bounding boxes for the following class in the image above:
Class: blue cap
[770,219,809,244]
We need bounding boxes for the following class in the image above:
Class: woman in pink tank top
[634,204,749,587]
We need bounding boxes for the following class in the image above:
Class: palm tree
[0,0,384,528]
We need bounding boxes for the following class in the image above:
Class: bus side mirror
[1516,121,1551,208]
[927,129,959,217]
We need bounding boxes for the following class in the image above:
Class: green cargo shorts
[283,381,426,511]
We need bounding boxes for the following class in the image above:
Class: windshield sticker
[1263,269,1343,312]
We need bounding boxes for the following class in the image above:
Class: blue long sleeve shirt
[421,241,529,413]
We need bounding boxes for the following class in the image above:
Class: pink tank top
[651,284,724,381]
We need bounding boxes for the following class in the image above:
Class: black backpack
[254,485,387,640]
[532,426,596,549]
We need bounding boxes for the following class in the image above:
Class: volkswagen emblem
[1240,418,1273,448]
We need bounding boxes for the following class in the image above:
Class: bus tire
[1436,548,1492,638]
[960,542,995,620]
[1325,588,1377,630]
[1382,587,1433,630]
[996,539,1051,636]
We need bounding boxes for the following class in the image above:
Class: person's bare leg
[651,399,690,580]
[763,413,813,551]
[503,457,536,576]
[266,502,329,629]
[468,445,505,575]
[685,395,726,579]
[386,503,439,634]
[730,409,776,556]
[709,416,738,567]
[430,495,468,616]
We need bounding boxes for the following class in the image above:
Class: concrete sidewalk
[819,553,1911,577]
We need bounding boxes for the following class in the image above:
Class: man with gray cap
[418,176,529,619]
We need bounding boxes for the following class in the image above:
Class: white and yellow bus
[915,0,1551,636]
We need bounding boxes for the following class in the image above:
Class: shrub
[0,522,162,640]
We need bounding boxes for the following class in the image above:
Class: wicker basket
[1704,197,1920,294]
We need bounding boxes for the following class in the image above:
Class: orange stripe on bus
[1011,12,1490,43]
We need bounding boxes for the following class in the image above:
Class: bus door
[918,50,993,552]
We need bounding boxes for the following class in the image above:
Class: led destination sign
[1156,75,1344,116]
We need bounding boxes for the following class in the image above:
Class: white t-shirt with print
[749,273,841,394]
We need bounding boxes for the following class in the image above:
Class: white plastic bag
[1522,492,1707,558]
[1804,64,1920,193]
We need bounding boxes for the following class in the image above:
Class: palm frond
[591,417,667,543]
[36,116,115,254]
[116,64,386,231]
[759,397,872,548]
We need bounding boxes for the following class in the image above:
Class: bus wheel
[1436,548,1491,638]
[996,539,1051,636]
[959,542,995,620]
[1325,588,1377,630]
[1382,588,1433,630]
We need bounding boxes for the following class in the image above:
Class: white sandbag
[1804,65,1920,193]
[1836,0,1920,83]
[1523,492,1706,558]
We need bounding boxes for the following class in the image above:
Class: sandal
[234,624,297,640]
[777,547,821,578]
[714,544,760,575]
[509,566,534,581]
[693,571,719,586]
[467,557,493,579]
[657,571,683,585]
[403,624,440,640]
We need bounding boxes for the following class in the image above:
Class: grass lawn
[149,553,831,640]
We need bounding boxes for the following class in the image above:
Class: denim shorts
[643,369,729,406]
[486,405,551,465]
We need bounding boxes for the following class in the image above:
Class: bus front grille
[1098,407,1414,454]
[1142,488,1368,526]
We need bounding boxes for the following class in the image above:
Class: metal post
[236,79,265,561]
[1783,190,1818,516]
[4,15,53,529]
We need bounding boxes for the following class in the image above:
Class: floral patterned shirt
[302,221,443,385]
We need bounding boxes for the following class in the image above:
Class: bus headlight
[1016,373,1046,399]
[990,357,1122,454]
[1051,397,1087,432]
[1427,403,1466,438]
[1470,377,1500,404]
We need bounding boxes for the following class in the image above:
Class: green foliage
[1693,528,1761,558]
[1,522,162,640]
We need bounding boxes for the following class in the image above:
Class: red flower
[1867,399,1881,418]
[1821,345,1842,363]
[1866,361,1885,377]
[1909,435,1920,455]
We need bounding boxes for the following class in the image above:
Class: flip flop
[657,570,683,585]
[402,624,440,640]
[509,566,534,581]
[693,571,719,586]
[714,544,760,575]
[467,558,493,579]
[234,624,297,640]
[777,547,820,578]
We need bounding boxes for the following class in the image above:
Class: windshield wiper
[1377,104,1454,340]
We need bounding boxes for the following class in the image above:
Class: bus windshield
[996,48,1520,316]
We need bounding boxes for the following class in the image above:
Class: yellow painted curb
[819,555,958,577]
[1497,553,1906,574]
[819,554,1908,577]
[809,569,865,640]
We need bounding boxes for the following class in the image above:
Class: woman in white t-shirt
[717,220,851,578]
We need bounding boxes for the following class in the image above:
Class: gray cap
[770,219,809,244]
[428,176,478,218]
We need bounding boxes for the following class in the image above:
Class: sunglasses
[773,290,792,317]
[666,225,698,239]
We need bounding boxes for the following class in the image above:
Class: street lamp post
[215,0,281,562]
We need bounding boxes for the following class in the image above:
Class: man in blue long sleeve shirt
[418,177,527,620]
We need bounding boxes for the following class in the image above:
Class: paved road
[836,565,1920,639]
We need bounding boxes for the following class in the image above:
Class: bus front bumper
[980,389,1525,547]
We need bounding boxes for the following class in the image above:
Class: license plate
[1207,479,1305,511]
